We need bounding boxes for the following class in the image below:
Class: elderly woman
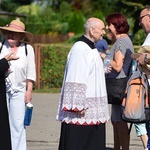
[101,13,134,150]
[0,19,36,150]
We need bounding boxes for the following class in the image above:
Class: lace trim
[57,82,110,125]
[62,82,87,111]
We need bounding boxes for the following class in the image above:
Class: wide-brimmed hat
[131,45,150,75]
[0,20,33,43]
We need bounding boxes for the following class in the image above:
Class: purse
[106,77,128,105]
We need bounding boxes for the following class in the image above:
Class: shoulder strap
[0,41,28,56]
[0,41,5,53]
[25,43,27,56]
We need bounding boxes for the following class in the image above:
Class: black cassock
[0,58,12,150]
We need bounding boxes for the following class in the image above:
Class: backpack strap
[0,41,5,53]
[25,43,27,56]
[0,41,28,56]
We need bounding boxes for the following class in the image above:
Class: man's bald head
[84,17,106,43]
[84,17,104,32]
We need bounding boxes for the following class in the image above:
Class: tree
[12,0,32,5]
[0,0,149,44]
[113,0,148,34]
[0,0,18,11]
[68,11,85,34]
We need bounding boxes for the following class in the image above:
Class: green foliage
[113,1,144,34]
[40,43,71,88]
[15,3,63,34]
[0,0,148,43]
[34,88,61,93]
[92,10,105,22]
[37,43,141,89]
[68,11,85,34]
[61,22,69,34]
[133,29,146,45]
[26,20,62,34]
[59,1,73,22]
[15,3,42,16]
[0,0,18,11]
[80,0,94,17]
[0,17,14,26]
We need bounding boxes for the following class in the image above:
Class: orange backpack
[122,65,150,123]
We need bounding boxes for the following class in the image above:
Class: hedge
[37,43,140,90]
[39,43,71,89]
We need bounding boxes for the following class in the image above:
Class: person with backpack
[101,13,134,150]
[135,5,150,150]
[0,19,36,150]
[121,55,149,150]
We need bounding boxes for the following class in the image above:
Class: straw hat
[131,45,150,75]
[0,20,33,43]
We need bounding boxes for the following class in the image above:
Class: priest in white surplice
[56,17,110,150]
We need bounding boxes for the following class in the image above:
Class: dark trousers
[59,122,106,150]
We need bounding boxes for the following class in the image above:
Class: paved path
[26,93,144,150]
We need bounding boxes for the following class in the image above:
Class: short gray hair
[84,18,100,32]
[142,5,150,12]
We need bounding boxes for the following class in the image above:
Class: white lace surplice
[56,41,110,125]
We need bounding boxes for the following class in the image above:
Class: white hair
[84,18,102,32]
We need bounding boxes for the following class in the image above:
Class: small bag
[106,77,128,105]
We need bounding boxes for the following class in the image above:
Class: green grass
[33,88,61,93]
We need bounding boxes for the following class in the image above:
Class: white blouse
[0,41,36,93]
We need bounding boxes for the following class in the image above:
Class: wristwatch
[144,53,149,63]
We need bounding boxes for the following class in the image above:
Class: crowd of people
[56,5,150,150]
[0,5,150,150]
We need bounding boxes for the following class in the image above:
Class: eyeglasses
[5,31,21,37]
[139,14,150,21]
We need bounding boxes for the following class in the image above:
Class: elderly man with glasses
[135,5,150,150]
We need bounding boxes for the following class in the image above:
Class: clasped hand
[5,51,19,61]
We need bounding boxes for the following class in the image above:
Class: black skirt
[58,122,106,150]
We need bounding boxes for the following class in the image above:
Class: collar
[77,35,95,49]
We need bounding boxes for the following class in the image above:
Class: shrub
[37,43,141,90]
[133,29,146,45]
[39,43,71,89]
[68,11,85,34]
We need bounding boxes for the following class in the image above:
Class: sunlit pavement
[26,93,143,150]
